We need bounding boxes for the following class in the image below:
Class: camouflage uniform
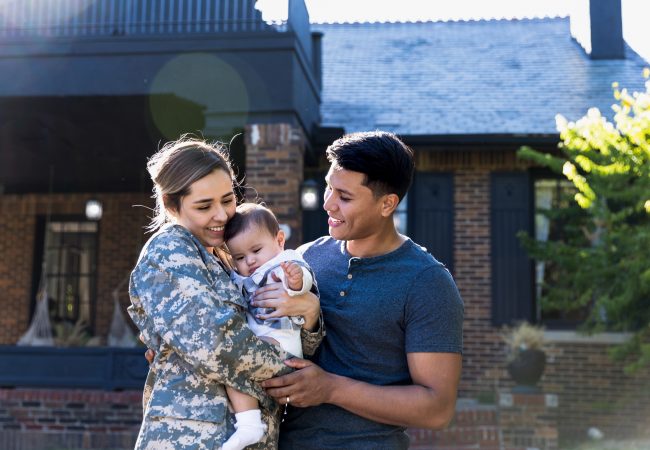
[128,224,323,450]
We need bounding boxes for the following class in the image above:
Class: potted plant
[502,322,547,392]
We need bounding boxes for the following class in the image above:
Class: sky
[257,0,650,62]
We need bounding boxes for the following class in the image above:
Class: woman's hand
[252,274,320,331]
[144,348,155,364]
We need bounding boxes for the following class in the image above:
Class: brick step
[407,400,499,449]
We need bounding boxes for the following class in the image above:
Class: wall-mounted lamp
[300,179,319,211]
[85,199,103,221]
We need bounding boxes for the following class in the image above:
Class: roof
[314,18,649,136]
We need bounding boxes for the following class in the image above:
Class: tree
[517,70,650,372]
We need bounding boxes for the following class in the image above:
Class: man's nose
[323,191,334,211]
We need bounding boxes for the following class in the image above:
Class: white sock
[221,409,267,450]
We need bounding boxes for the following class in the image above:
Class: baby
[221,202,314,450]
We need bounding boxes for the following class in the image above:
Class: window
[41,220,98,330]
[533,178,587,327]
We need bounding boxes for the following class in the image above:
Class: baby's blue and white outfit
[230,249,313,358]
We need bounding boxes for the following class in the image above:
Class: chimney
[311,31,323,90]
[570,0,625,59]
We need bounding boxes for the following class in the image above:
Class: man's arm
[261,352,461,429]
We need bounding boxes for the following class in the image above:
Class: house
[309,1,650,444]
[0,0,648,448]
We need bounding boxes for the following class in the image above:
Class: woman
[128,137,322,450]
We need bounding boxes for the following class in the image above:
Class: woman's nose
[212,206,227,222]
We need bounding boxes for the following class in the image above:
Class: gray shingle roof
[314,18,648,135]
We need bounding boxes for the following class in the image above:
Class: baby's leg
[222,387,266,450]
[226,386,259,413]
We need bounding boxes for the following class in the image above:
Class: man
[257,131,464,449]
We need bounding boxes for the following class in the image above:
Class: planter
[506,348,547,392]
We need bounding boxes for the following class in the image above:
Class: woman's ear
[380,193,400,217]
[163,194,179,219]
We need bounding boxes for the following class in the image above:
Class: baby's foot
[222,410,266,450]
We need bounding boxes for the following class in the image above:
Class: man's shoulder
[297,236,339,255]
[397,238,443,267]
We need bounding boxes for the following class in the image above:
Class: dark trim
[402,133,560,147]
[0,346,147,391]
[30,216,47,322]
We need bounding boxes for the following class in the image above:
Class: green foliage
[517,72,650,371]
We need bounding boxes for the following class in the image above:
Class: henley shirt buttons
[340,291,345,297]
[347,274,353,279]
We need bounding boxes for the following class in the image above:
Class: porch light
[85,199,103,221]
[300,179,319,211]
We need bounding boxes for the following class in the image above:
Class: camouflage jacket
[128,224,323,449]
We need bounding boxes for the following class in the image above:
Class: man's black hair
[325,131,415,200]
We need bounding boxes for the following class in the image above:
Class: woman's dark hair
[146,136,235,232]
[224,203,280,243]
[325,131,414,200]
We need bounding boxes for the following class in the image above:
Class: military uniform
[128,224,322,450]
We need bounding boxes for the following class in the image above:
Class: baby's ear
[276,229,286,248]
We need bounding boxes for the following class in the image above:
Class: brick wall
[0,388,559,450]
[0,193,151,345]
[0,197,35,345]
[0,388,509,450]
[243,123,306,249]
[0,388,140,450]
[542,339,650,441]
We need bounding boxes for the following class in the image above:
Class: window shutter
[410,173,454,273]
[491,172,534,326]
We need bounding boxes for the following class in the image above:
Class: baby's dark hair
[224,202,280,242]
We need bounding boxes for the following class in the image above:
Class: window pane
[41,220,97,331]
[534,178,586,327]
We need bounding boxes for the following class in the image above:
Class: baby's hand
[281,261,303,292]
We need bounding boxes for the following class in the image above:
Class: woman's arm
[130,233,293,385]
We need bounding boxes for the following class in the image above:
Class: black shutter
[410,173,454,273]
[491,172,534,326]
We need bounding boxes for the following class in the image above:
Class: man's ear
[380,193,400,217]
[277,229,286,248]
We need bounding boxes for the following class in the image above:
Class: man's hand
[261,358,335,407]
[145,348,155,364]
[281,261,304,292]
[252,278,320,331]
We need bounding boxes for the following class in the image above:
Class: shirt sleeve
[130,232,293,385]
[404,265,464,354]
[284,266,314,297]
